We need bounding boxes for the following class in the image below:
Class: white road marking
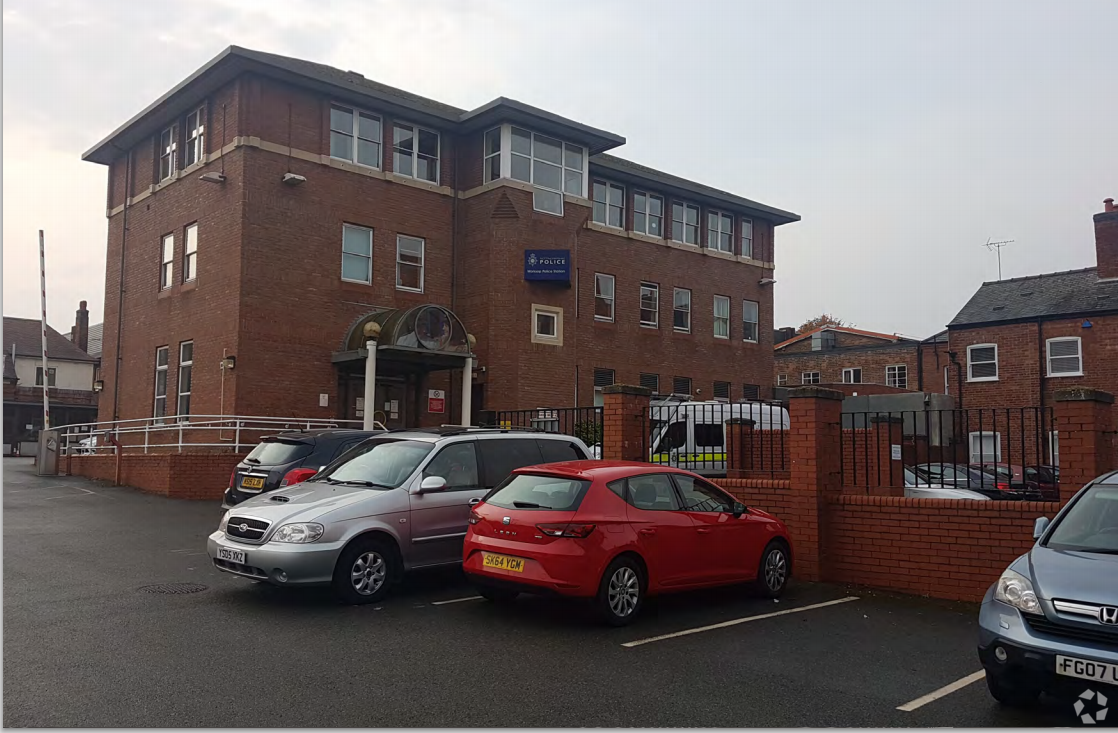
[621,596,861,648]
[896,670,986,712]
[431,595,483,606]
[44,488,104,500]
[5,485,71,494]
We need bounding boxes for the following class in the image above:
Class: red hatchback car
[462,460,793,625]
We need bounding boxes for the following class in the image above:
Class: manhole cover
[138,583,208,595]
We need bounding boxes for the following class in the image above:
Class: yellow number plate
[482,553,525,573]
[241,476,265,489]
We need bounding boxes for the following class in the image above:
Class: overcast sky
[3,0,1115,340]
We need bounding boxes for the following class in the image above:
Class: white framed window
[483,127,501,183]
[969,431,1001,463]
[967,344,998,381]
[944,365,950,395]
[35,367,57,387]
[886,364,908,389]
[330,104,382,169]
[183,223,198,282]
[159,124,178,181]
[341,224,373,284]
[594,273,615,321]
[531,304,563,346]
[592,181,625,228]
[777,373,788,386]
[713,295,730,339]
[741,218,754,259]
[639,282,659,328]
[707,210,734,253]
[396,235,425,292]
[160,234,174,290]
[1049,431,1059,467]
[184,107,205,167]
[153,346,169,422]
[177,341,193,419]
[713,381,731,401]
[633,191,664,237]
[509,127,584,215]
[673,288,691,333]
[671,202,699,245]
[802,372,820,385]
[842,367,862,384]
[393,123,439,183]
[742,300,759,343]
[1046,337,1083,377]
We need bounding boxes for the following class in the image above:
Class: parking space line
[896,670,985,712]
[621,596,860,648]
[431,595,483,606]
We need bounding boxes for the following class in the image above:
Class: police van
[648,395,789,476]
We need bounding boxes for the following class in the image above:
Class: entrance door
[373,381,408,430]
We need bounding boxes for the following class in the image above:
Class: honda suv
[207,428,592,603]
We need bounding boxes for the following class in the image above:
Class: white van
[648,399,790,476]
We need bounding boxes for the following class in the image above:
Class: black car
[223,429,382,508]
[910,462,1006,499]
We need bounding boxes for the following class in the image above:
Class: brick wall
[776,342,921,390]
[70,452,245,500]
[718,478,792,518]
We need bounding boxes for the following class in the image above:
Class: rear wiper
[244,458,261,464]
[513,500,544,508]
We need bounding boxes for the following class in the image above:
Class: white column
[363,339,378,430]
[460,357,473,427]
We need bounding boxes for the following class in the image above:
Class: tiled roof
[948,267,1118,327]
[774,325,914,351]
[2,317,97,362]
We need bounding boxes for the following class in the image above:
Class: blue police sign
[524,249,571,282]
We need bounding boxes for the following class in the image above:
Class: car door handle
[696,528,713,534]
[638,528,657,536]
[468,497,482,506]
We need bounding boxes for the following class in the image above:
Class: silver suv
[206,428,591,603]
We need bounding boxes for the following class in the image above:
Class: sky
[2,0,1115,340]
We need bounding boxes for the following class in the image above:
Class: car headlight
[995,568,1042,615]
[272,523,324,543]
[218,510,231,533]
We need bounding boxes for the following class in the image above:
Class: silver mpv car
[207,428,591,603]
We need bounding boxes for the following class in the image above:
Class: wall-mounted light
[219,355,237,371]
[758,278,776,286]
[282,172,307,186]
[199,172,226,184]
[1082,320,1093,329]
[363,321,382,341]
[93,379,104,393]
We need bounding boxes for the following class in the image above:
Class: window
[969,431,1001,463]
[1047,337,1083,376]
[694,423,724,448]
[153,346,168,421]
[330,104,382,168]
[177,341,193,418]
[673,288,691,332]
[674,475,735,513]
[777,374,788,386]
[713,295,730,339]
[159,124,177,181]
[423,443,480,490]
[639,283,659,327]
[592,181,625,228]
[802,372,820,385]
[183,223,198,283]
[886,365,908,389]
[639,373,659,392]
[477,439,544,489]
[483,127,501,183]
[594,273,615,321]
[673,376,692,395]
[393,123,439,183]
[742,300,759,342]
[35,367,57,387]
[842,367,862,384]
[741,218,754,259]
[341,224,373,284]
[509,127,584,215]
[593,368,615,389]
[531,304,563,345]
[160,234,174,290]
[184,107,205,167]
[944,365,950,395]
[1049,431,1059,467]
[671,202,700,245]
[707,211,734,253]
[812,331,836,351]
[538,440,588,462]
[622,474,680,511]
[742,384,760,401]
[633,191,664,237]
[396,235,424,292]
[713,381,731,401]
[967,344,998,381]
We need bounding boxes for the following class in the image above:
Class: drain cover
[139,583,208,595]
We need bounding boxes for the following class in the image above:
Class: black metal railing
[483,407,603,452]
[840,407,1058,500]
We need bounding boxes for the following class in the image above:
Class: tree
[797,314,849,334]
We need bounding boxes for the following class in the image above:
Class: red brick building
[82,46,799,429]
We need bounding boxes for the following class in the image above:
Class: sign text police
[524,249,571,282]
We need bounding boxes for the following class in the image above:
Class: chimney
[71,300,90,353]
[1098,198,1118,281]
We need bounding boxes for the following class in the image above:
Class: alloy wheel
[608,566,640,618]
[764,548,787,592]
[351,551,387,596]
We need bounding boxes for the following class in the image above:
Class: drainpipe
[111,148,132,422]
[916,341,924,392]
[1037,318,1045,411]
[948,349,963,409]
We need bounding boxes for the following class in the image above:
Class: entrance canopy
[332,305,474,376]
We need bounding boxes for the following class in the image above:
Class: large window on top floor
[184,107,205,167]
[671,202,699,245]
[159,124,178,181]
[592,181,625,228]
[509,127,585,215]
[330,104,382,168]
[393,123,439,183]
[708,211,734,254]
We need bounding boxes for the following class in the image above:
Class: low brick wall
[69,452,245,500]
[717,478,792,518]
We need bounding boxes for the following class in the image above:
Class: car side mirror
[419,476,448,493]
[732,502,747,518]
[1033,516,1050,540]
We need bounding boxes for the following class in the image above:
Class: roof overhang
[457,98,625,155]
[947,308,1118,331]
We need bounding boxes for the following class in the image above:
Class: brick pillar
[787,386,844,581]
[1054,387,1115,504]
[602,385,652,462]
[870,415,904,495]
[725,418,756,477]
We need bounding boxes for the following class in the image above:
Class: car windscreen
[318,438,433,488]
[483,473,592,511]
[1044,485,1118,553]
[245,439,313,466]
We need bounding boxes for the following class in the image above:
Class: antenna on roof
[983,238,1015,281]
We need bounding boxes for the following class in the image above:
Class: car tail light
[536,523,596,538]
[996,482,1013,493]
[468,510,482,525]
[229,468,237,489]
[280,468,317,488]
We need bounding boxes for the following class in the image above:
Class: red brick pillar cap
[786,386,844,401]
[1054,387,1115,404]
[726,418,757,427]
[602,384,652,397]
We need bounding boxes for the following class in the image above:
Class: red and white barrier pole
[39,229,50,432]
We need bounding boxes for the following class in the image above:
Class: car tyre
[332,536,398,605]
[595,556,644,627]
[476,585,519,604]
[984,671,1040,707]
[753,540,791,598]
